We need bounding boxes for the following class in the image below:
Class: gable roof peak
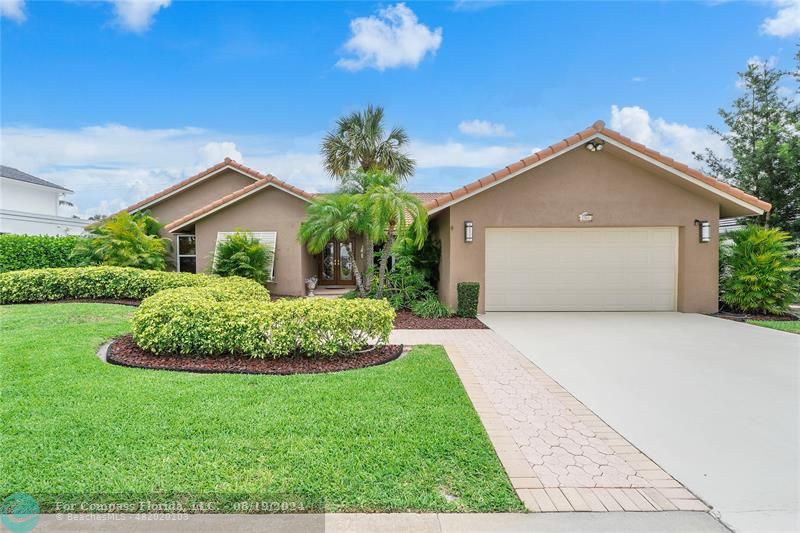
[592,120,605,131]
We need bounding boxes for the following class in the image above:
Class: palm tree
[72,211,170,270]
[298,194,369,296]
[321,105,416,181]
[364,184,428,298]
[322,105,416,291]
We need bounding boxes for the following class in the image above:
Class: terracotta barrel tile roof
[421,121,772,213]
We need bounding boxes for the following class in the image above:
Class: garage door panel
[485,228,677,311]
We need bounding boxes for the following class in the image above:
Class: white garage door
[485,227,678,311]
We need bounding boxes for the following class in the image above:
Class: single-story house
[126,120,770,314]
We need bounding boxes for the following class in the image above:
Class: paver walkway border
[390,330,709,514]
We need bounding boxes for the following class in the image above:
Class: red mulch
[107,335,404,375]
[393,310,488,329]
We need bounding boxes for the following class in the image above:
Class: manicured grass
[0,303,521,513]
[746,319,800,334]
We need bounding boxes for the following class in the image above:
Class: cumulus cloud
[0,121,538,217]
[458,119,512,137]
[336,3,443,71]
[108,0,171,33]
[761,0,800,37]
[0,0,26,22]
[609,105,729,166]
[199,142,242,167]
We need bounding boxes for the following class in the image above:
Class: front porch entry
[318,239,355,286]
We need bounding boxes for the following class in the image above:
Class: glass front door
[319,240,355,285]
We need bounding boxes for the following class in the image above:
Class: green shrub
[0,234,85,273]
[0,266,268,304]
[410,295,452,318]
[373,255,432,310]
[132,294,395,358]
[72,211,170,270]
[456,282,480,318]
[212,230,273,284]
[720,225,799,314]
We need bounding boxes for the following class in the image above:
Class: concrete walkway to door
[481,312,800,533]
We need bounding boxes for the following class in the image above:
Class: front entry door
[319,240,355,286]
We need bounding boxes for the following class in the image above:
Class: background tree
[696,57,800,236]
[321,105,416,181]
[321,106,417,289]
[298,194,369,296]
[72,211,169,270]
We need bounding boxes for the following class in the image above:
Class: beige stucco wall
[437,147,720,314]
[144,169,256,267]
[193,185,313,296]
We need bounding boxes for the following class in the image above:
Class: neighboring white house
[0,165,88,235]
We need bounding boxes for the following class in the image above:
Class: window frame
[176,234,197,273]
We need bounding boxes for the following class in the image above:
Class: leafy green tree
[298,194,369,296]
[696,57,800,235]
[72,211,169,270]
[321,106,417,290]
[212,230,274,285]
[363,183,428,297]
[720,225,799,314]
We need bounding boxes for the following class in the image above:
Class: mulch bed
[712,311,799,322]
[106,335,404,375]
[393,310,488,329]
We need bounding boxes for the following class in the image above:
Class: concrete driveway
[481,312,799,533]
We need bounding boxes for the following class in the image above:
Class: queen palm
[298,194,369,296]
[364,184,428,298]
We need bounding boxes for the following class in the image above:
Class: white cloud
[410,140,530,168]
[631,76,646,83]
[108,0,171,33]
[0,122,537,217]
[609,105,729,165]
[761,0,800,37]
[458,119,512,137]
[199,142,242,167]
[0,0,26,22]
[336,3,443,71]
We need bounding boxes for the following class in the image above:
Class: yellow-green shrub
[132,293,395,358]
[0,266,268,304]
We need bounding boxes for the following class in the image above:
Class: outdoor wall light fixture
[585,140,605,152]
[695,219,711,243]
[464,221,474,243]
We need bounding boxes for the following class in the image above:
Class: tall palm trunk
[363,235,374,292]
[344,242,366,297]
[376,231,395,298]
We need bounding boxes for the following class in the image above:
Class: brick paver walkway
[391,329,708,513]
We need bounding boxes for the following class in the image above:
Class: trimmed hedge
[456,282,480,318]
[0,266,268,304]
[0,234,85,273]
[132,292,395,358]
[1,265,393,359]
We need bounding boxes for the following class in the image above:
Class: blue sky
[1,0,798,216]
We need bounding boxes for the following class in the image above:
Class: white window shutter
[214,231,277,281]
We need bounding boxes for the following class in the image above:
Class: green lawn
[746,319,800,334]
[0,303,521,513]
